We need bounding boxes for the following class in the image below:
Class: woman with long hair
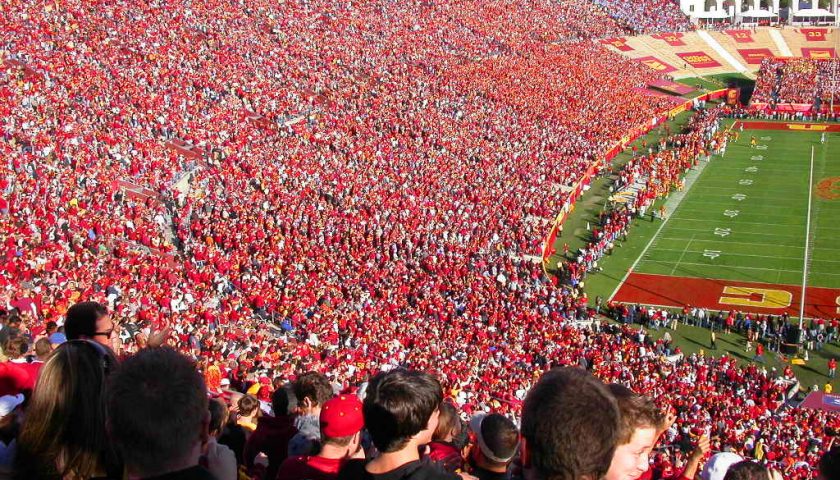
[14,340,121,480]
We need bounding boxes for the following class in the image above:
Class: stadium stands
[1,0,838,479]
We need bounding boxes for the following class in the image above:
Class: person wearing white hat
[700,452,744,480]
[467,413,519,480]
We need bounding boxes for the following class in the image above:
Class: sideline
[608,153,715,300]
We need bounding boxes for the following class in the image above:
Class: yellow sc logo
[719,286,792,309]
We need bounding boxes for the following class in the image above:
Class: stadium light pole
[798,145,815,332]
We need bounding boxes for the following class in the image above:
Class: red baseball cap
[320,394,364,438]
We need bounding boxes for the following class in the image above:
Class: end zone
[612,272,840,318]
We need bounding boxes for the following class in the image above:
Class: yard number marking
[714,228,731,237]
[724,210,740,217]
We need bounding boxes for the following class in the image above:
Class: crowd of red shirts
[1,0,837,478]
[753,58,840,106]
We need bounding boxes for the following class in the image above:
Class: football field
[612,121,840,318]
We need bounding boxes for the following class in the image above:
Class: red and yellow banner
[600,37,633,52]
[634,56,677,73]
[800,28,828,42]
[801,47,836,59]
[651,32,686,46]
[676,51,722,68]
[726,29,755,43]
[737,48,774,64]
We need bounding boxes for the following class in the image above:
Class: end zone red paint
[734,121,840,132]
[612,273,840,318]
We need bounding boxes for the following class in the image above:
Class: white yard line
[670,234,695,276]
[609,157,712,300]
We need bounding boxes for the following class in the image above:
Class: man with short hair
[519,367,620,480]
[289,371,334,456]
[339,369,464,480]
[467,414,519,480]
[278,394,365,480]
[243,386,299,480]
[107,347,236,480]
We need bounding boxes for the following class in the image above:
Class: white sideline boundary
[609,156,714,301]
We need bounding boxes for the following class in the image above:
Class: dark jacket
[242,414,298,480]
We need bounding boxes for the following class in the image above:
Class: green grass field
[632,127,840,288]
[551,119,840,390]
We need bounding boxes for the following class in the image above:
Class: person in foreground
[604,384,709,480]
[15,340,121,480]
[278,393,365,480]
[338,369,472,480]
[517,367,620,480]
[107,347,236,480]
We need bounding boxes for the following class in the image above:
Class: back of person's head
[64,301,108,340]
[238,394,260,417]
[293,371,332,410]
[34,337,52,358]
[521,367,619,480]
[723,461,769,480]
[208,398,229,437]
[15,340,118,480]
[363,369,443,453]
[319,394,364,448]
[107,347,208,477]
[472,413,519,467]
[819,446,839,480]
[433,401,460,442]
[607,384,664,445]
[271,384,292,415]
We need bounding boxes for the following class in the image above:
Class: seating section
[605,27,839,79]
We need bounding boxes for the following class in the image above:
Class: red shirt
[276,455,348,480]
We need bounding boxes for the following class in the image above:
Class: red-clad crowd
[1,0,838,479]
[593,0,694,34]
[752,58,840,107]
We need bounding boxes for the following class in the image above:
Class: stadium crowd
[593,0,694,34]
[752,58,840,108]
[1,0,839,479]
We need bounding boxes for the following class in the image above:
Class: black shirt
[338,459,460,480]
[471,466,510,480]
[140,465,217,480]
